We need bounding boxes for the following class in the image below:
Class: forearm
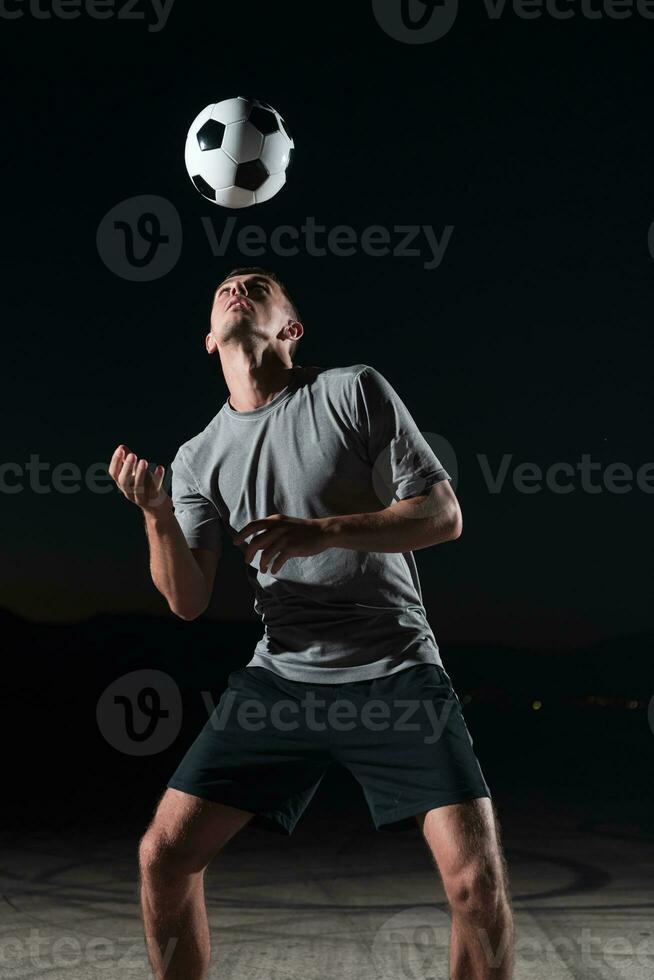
[322,494,461,553]
[143,509,209,619]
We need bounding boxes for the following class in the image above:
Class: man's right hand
[109,445,172,516]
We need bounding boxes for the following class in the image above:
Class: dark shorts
[167,662,491,835]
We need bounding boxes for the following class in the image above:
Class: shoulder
[296,364,386,410]
[348,363,396,397]
[297,363,377,390]
[173,411,223,469]
[298,363,397,404]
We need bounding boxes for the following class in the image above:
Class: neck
[220,348,295,413]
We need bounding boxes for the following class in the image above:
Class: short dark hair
[217,266,302,359]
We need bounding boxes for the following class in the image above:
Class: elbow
[173,609,199,622]
[448,504,463,540]
[168,582,212,621]
[170,600,208,622]
[426,504,461,546]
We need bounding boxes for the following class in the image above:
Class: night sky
[2,1,653,652]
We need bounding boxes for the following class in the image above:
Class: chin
[220,322,256,344]
[225,310,254,325]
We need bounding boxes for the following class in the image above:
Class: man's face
[208,273,290,351]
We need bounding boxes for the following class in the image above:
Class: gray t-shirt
[171,363,451,683]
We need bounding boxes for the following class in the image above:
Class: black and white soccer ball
[184,97,294,209]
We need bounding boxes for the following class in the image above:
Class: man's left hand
[233,514,332,574]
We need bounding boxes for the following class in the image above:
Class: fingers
[244,528,283,565]
[234,514,282,546]
[111,451,146,497]
[109,447,168,510]
[269,549,293,575]
[116,452,135,491]
[259,539,294,574]
[153,464,165,493]
[258,542,279,574]
[132,458,149,503]
[108,444,131,482]
[117,453,140,498]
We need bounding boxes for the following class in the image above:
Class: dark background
[1,1,652,831]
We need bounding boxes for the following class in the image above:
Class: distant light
[627,700,640,710]
[532,700,542,711]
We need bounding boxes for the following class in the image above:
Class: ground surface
[1,790,652,979]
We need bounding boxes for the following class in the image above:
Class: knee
[138,828,203,887]
[446,860,506,925]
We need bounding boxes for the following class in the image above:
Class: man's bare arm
[143,509,217,620]
[109,445,217,620]
[322,480,462,553]
[233,480,462,575]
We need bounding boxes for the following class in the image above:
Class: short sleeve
[354,365,451,503]
[170,447,223,554]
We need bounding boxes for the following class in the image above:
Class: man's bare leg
[415,797,514,979]
[138,788,254,980]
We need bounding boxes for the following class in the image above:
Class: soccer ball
[184,96,294,209]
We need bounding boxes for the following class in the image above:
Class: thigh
[333,664,491,831]
[166,667,332,835]
[143,788,254,872]
[416,797,507,886]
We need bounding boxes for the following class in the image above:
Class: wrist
[319,515,351,550]
[143,499,175,529]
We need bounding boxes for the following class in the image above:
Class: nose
[230,280,248,296]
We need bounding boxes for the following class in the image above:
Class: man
[109,267,514,980]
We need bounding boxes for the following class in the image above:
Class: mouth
[227,298,253,313]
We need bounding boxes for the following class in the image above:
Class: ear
[206,332,218,354]
[285,319,304,343]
